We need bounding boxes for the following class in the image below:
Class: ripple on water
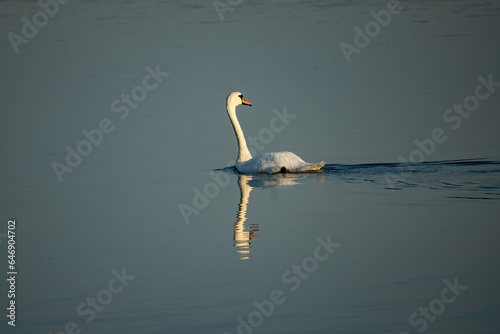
[322,159,500,200]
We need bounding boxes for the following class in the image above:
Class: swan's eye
[238,94,243,98]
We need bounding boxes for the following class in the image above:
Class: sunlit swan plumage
[226,92,325,174]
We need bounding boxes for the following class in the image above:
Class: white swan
[226,92,325,174]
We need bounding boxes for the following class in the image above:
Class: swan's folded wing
[238,152,324,174]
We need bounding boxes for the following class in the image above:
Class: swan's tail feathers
[298,161,326,172]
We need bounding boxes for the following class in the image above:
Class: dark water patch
[323,158,500,175]
[323,159,500,199]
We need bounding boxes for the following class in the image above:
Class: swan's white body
[226,92,325,174]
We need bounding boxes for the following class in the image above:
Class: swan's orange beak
[241,97,252,106]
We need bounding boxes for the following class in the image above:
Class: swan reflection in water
[233,172,308,260]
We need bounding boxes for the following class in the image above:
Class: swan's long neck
[227,104,252,164]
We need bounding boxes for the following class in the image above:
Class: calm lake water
[1,0,500,333]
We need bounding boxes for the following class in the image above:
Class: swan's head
[227,92,252,108]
